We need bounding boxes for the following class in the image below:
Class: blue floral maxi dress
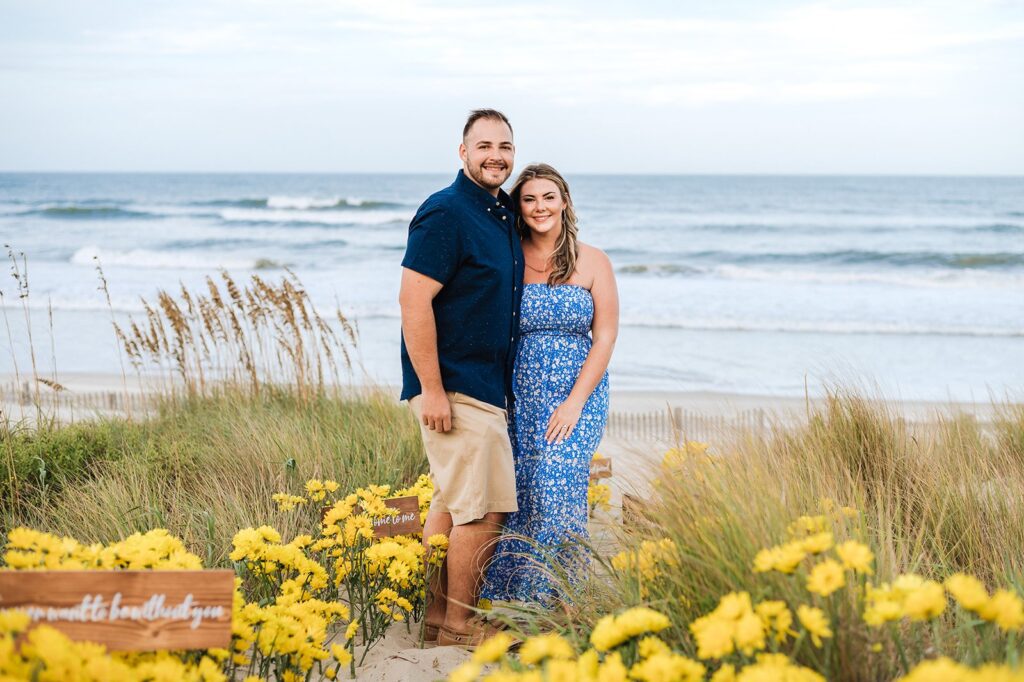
[481,283,610,603]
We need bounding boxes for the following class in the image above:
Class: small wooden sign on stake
[323,495,423,538]
[0,570,234,652]
[370,495,423,538]
[589,456,612,481]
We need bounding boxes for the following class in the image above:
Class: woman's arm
[545,247,619,444]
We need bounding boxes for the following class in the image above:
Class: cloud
[299,0,1023,105]
[4,0,1023,107]
[86,24,255,55]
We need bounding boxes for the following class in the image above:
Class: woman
[481,163,618,604]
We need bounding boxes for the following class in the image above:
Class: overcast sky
[2,0,1022,174]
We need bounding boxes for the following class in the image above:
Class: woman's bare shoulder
[577,241,612,270]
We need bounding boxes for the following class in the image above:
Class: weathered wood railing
[1,381,156,414]
[2,381,769,439]
[605,407,767,441]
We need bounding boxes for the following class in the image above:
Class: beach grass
[545,390,1024,680]
[1,389,425,565]
[1,259,425,564]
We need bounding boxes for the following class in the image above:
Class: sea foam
[219,208,410,226]
[71,246,259,270]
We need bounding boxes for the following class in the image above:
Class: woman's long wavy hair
[510,164,579,287]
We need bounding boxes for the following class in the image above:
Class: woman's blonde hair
[510,163,579,286]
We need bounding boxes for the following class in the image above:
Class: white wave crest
[220,208,410,226]
[71,246,257,270]
[667,212,1024,229]
[618,315,1024,338]
[267,196,342,210]
[711,265,1024,289]
[4,296,148,313]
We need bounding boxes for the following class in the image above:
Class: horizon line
[2,169,1023,178]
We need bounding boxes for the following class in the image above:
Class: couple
[398,109,618,647]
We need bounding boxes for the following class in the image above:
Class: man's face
[459,118,514,193]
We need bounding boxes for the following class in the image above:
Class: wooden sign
[0,570,234,651]
[326,495,424,538]
[590,456,612,481]
[371,496,423,538]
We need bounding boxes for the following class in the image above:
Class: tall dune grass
[1,255,424,563]
[111,267,358,401]
[1,390,425,564]
[566,390,1024,680]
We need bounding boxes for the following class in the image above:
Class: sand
[348,626,472,681]
[1,371,999,427]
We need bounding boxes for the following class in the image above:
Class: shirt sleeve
[401,204,460,285]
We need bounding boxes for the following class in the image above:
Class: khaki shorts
[408,391,518,526]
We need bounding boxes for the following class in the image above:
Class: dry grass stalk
[581,392,1024,680]
[116,271,356,401]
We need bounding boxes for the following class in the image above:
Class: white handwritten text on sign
[0,570,233,651]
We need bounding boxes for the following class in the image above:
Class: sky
[1,0,1023,174]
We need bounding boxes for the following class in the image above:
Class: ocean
[1,172,1022,401]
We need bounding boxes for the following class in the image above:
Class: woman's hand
[546,399,584,444]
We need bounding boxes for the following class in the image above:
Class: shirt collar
[453,169,514,212]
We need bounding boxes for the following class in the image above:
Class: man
[398,109,524,647]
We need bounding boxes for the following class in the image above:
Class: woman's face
[518,178,566,237]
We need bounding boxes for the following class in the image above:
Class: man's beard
[468,162,511,190]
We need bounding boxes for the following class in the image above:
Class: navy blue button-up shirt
[401,170,524,409]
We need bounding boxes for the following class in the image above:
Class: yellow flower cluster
[0,526,350,681]
[590,606,671,651]
[518,632,576,665]
[272,493,308,512]
[427,533,449,568]
[690,592,769,659]
[806,559,845,597]
[753,512,873,584]
[0,610,227,682]
[241,596,350,673]
[864,574,946,625]
[587,482,611,516]
[945,573,1024,631]
[237,474,442,672]
[610,538,678,597]
[450,610,705,682]
[795,605,832,648]
[230,525,329,593]
[688,593,817,661]
[304,478,340,502]
[862,571,1024,631]
[897,657,1024,682]
[663,441,711,468]
[654,442,715,488]
[364,537,424,589]
[451,505,1024,682]
[710,653,825,682]
[1,473,445,682]
[395,474,436,524]
[3,527,202,570]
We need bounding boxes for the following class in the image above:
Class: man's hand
[421,388,453,432]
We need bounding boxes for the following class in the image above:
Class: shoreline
[2,371,1008,417]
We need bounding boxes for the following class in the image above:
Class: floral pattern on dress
[481,283,609,604]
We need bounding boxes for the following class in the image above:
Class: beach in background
[2,172,1023,402]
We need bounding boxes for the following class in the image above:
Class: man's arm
[399,267,452,432]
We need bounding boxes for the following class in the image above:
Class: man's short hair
[463,109,513,140]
